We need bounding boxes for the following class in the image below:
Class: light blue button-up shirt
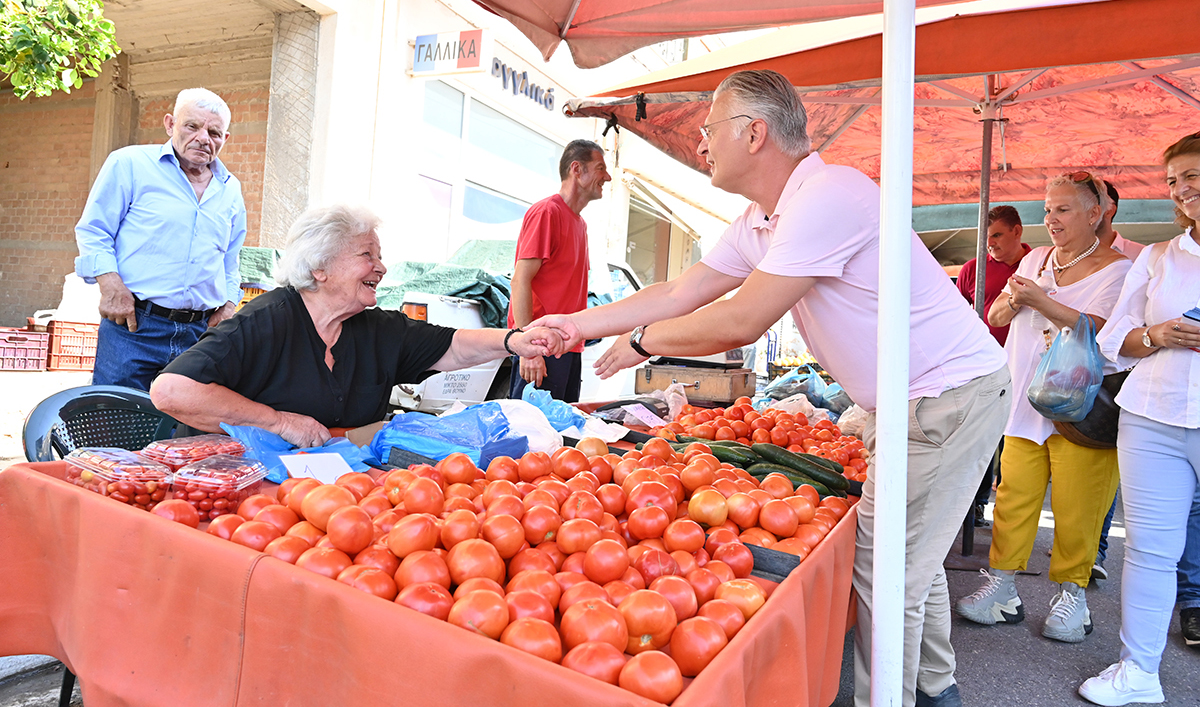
[75,141,247,311]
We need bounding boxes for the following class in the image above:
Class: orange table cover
[0,462,855,707]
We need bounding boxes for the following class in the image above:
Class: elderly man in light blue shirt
[75,87,247,391]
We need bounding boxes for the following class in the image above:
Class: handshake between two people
[522,314,650,380]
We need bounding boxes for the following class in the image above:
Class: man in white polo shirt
[534,70,1010,707]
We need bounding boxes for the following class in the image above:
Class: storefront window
[393,175,454,262]
[462,182,529,240]
[423,80,464,137]
[626,196,672,285]
[467,99,561,178]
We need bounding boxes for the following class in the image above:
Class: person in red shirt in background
[958,205,1030,525]
[507,139,611,402]
[957,205,1031,346]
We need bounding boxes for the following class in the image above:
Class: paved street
[830,501,1200,707]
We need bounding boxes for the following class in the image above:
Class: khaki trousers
[853,366,1011,707]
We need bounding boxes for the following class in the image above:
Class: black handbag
[1053,370,1130,449]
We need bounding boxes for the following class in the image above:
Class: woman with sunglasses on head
[1078,133,1200,706]
[956,171,1131,644]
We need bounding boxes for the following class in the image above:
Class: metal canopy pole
[963,75,998,555]
[872,0,915,704]
[973,76,997,322]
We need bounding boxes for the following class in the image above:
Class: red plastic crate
[0,328,49,370]
[48,320,99,371]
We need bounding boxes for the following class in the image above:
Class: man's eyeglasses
[1062,170,1102,202]
[700,115,755,140]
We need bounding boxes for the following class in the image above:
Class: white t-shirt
[1000,246,1132,443]
[701,152,1006,411]
[1098,231,1200,429]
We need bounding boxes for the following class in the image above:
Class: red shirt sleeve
[514,201,560,262]
[956,258,976,304]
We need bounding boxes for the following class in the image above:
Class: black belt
[133,297,217,324]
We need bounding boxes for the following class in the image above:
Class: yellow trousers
[989,434,1119,586]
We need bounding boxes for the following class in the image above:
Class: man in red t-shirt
[507,139,611,402]
[957,205,1029,346]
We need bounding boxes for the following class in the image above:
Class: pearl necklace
[1052,236,1100,274]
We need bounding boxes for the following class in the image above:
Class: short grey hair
[715,70,811,158]
[275,205,382,291]
[1046,173,1112,231]
[174,88,232,128]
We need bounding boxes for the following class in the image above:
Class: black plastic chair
[23,385,179,463]
[21,384,179,707]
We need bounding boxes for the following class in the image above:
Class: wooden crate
[634,364,755,404]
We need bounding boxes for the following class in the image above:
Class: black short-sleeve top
[162,287,457,428]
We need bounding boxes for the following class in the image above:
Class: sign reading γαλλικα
[411,29,489,77]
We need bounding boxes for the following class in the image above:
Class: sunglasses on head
[1062,170,1102,201]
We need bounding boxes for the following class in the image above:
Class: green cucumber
[709,445,759,468]
[798,452,844,474]
[752,443,850,491]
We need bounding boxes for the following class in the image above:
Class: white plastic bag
[561,416,632,444]
[770,392,817,419]
[444,399,563,454]
[838,404,869,438]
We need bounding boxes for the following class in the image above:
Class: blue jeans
[1097,492,1119,565]
[1178,486,1200,610]
[93,315,206,391]
[1116,411,1200,673]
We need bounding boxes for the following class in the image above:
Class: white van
[390,262,642,412]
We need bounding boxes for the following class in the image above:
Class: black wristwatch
[629,325,652,358]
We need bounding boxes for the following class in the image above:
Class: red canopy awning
[472,0,982,68]
[565,0,1200,205]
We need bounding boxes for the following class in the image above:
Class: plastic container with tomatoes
[64,448,172,511]
[169,454,268,521]
[140,434,246,471]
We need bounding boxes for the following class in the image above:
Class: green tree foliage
[1,0,119,99]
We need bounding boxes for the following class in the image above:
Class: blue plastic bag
[822,383,854,414]
[521,386,589,432]
[765,364,827,405]
[1026,313,1104,422]
[368,402,528,469]
[220,423,376,484]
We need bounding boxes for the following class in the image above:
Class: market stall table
[0,461,856,707]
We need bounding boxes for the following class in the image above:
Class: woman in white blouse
[1079,134,1200,706]
[956,172,1131,644]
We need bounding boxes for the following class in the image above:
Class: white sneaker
[1078,660,1164,706]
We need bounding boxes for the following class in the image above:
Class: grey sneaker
[1043,582,1093,642]
[956,569,1025,625]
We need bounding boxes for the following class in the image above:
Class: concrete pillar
[260,9,320,248]
[89,53,135,185]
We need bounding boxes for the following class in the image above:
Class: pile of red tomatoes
[648,397,869,484]
[154,437,853,704]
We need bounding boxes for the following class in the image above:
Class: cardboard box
[634,364,756,404]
